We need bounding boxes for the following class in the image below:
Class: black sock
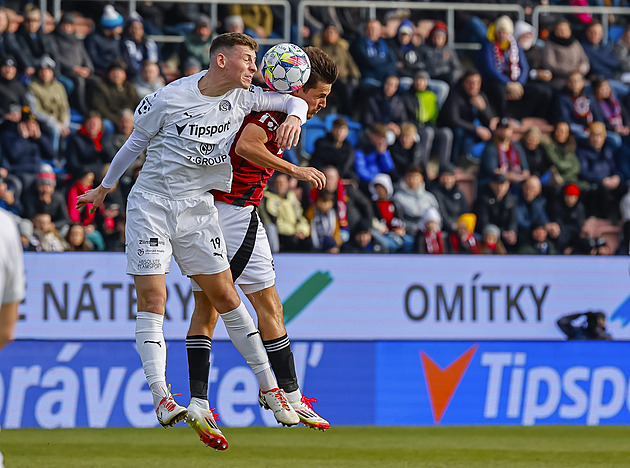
[186,335,212,399]
[263,334,298,393]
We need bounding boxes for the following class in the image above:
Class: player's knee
[212,285,241,312]
[137,290,166,313]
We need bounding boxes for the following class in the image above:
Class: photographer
[557,311,612,340]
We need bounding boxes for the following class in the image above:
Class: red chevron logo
[420,344,478,424]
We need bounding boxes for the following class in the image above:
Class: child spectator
[64,223,94,251]
[392,164,439,237]
[416,207,445,254]
[518,222,557,255]
[386,20,424,90]
[341,218,384,253]
[548,183,586,253]
[369,172,414,253]
[449,213,480,254]
[306,190,341,253]
[479,224,507,254]
[354,124,395,193]
[31,211,66,252]
[310,117,356,180]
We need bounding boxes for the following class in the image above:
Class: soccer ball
[261,43,311,93]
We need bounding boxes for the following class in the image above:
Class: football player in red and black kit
[186,47,338,439]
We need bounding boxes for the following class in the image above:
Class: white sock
[285,389,303,405]
[135,311,167,409]
[221,302,277,391]
[190,396,209,410]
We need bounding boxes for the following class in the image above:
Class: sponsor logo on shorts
[219,100,231,112]
[138,238,164,247]
[138,259,161,270]
[137,249,145,256]
[213,252,225,259]
[186,153,228,166]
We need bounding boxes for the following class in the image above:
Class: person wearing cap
[0,54,29,120]
[350,19,397,95]
[419,21,462,87]
[478,116,530,189]
[548,183,586,253]
[178,15,215,74]
[386,20,424,90]
[121,13,159,80]
[15,4,58,77]
[28,55,71,153]
[369,172,414,253]
[85,5,125,78]
[22,167,70,230]
[431,163,470,234]
[474,171,519,249]
[88,58,141,128]
[479,223,506,254]
[310,117,357,179]
[52,11,94,116]
[518,221,557,255]
[448,212,480,254]
[416,207,445,254]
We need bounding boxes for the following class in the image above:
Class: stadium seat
[300,115,327,157]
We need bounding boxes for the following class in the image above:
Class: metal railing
[296,1,525,49]
[532,5,630,44]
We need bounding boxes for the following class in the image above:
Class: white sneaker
[155,385,187,427]
[258,388,300,426]
[187,399,228,451]
[291,395,330,430]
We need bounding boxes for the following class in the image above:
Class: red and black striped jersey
[212,110,287,207]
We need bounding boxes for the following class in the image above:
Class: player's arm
[252,89,309,150]
[76,129,150,213]
[236,123,326,190]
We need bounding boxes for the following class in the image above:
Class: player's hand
[76,184,110,214]
[292,166,326,190]
[277,115,302,150]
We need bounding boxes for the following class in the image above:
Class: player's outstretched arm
[253,90,309,150]
[236,124,326,190]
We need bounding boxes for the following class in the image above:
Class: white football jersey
[133,72,305,199]
[0,209,24,305]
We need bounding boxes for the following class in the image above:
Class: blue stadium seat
[300,115,327,157]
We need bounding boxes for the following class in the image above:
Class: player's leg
[191,271,299,426]
[134,275,187,427]
[245,285,330,430]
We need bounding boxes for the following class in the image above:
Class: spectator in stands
[614,25,630,84]
[111,109,144,197]
[416,207,445,254]
[178,15,214,74]
[310,117,356,180]
[341,218,384,253]
[0,9,11,61]
[65,111,115,179]
[3,8,29,76]
[64,223,94,251]
[22,168,69,230]
[354,123,395,193]
[350,19,397,98]
[361,74,407,137]
[133,60,165,98]
[121,13,159,80]
[431,163,470,235]
[0,55,30,119]
[223,15,244,34]
[402,70,453,168]
[226,5,274,41]
[388,123,425,178]
[28,56,71,154]
[89,59,140,133]
[15,5,58,78]
[474,172,518,250]
[518,222,557,255]
[522,127,551,185]
[479,224,506,254]
[18,218,37,251]
[370,172,414,253]
[581,21,627,97]
[576,121,623,219]
[305,190,341,253]
[182,57,203,77]
[66,167,96,227]
[548,183,586,253]
[392,164,439,237]
[31,211,66,252]
[311,23,360,116]
[85,5,124,78]
[557,311,611,340]
[0,175,21,215]
[439,71,496,165]
[590,77,630,138]
[449,213,480,254]
[420,21,462,87]
[542,20,590,89]
[478,117,530,190]
[517,175,561,246]
[0,107,55,190]
[386,20,424,91]
[52,12,94,116]
[543,122,586,191]
[260,173,311,252]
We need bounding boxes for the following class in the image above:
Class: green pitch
[2,426,629,467]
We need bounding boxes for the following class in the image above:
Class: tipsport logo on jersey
[376,341,630,426]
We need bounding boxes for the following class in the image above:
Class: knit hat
[422,207,442,229]
[456,213,477,233]
[36,55,56,71]
[564,183,580,197]
[38,171,56,186]
[101,5,123,30]
[59,12,75,25]
[514,20,534,41]
[1,55,16,67]
[429,21,448,40]
[483,224,501,239]
[369,173,394,200]
[495,15,514,35]
[398,20,414,36]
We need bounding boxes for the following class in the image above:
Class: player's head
[291,47,338,119]
[208,33,259,88]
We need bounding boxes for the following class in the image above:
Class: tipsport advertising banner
[2,340,630,428]
[18,253,630,340]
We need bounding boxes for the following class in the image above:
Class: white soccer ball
[262,43,311,93]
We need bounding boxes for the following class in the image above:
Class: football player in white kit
[0,209,25,468]
[188,47,337,433]
[77,33,311,450]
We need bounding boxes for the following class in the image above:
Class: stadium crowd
[2,1,630,255]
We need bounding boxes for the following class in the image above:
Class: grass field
[2,426,630,467]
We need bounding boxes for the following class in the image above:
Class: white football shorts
[191,202,275,294]
[125,187,229,276]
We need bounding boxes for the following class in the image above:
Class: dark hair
[405,164,426,177]
[369,123,388,138]
[317,190,335,203]
[209,33,259,60]
[302,46,338,92]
